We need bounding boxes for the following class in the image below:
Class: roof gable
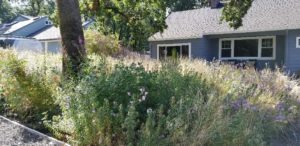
[31,26,61,41]
[149,0,300,41]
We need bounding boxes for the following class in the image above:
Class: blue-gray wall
[47,41,61,53]
[206,32,286,70]
[285,29,300,73]
[150,30,300,73]
[149,38,214,60]
[41,40,62,54]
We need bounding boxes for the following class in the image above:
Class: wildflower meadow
[0,50,300,145]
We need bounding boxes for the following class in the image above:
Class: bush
[0,51,60,129]
[85,30,120,56]
[1,51,300,145]
[59,58,209,145]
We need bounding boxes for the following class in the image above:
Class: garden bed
[0,116,68,146]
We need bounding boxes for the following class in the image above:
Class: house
[0,15,61,53]
[148,0,300,74]
[0,15,94,53]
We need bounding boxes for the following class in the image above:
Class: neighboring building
[30,26,62,53]
[149,0,300,73]
[0,14,94,53]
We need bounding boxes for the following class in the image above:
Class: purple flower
[274,113,286,122]
[250,105,258,111]
[231,98,251,110]
[275,102,285,111]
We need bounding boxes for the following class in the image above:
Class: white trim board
[296,37,300,48]
[157,43,192,60]
[219,36,276,60]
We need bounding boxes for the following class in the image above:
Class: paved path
[0,116,69,146]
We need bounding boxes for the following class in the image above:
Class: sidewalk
[0,116,69,146]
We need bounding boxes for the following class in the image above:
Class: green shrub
[85,30,120,56]
[58,56,300,146]
[0,51,60,128]
[59,57,210,145]
[1,51,300,145]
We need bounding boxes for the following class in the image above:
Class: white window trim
[296,37,300,48]
[157,43,191,60]
[219,36,276,60]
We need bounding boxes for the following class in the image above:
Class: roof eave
[148,36,201,42]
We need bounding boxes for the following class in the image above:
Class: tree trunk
[56,0,86,78]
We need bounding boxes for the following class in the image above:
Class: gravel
[0,117,64,146]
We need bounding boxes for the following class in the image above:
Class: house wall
[41,40,62,54]
[11,17,49,37]
[204,31,286,69]
[285,29,300,74]
[149,30,300,72]
[149,38,214,60]
[47,41,61,53]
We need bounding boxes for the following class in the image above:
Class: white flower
[147,108,153,114]
[139,87,145,93]
[142,95,146,101]
[127,92,131,96]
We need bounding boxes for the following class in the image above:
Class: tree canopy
[0,0,16,23]
[79,0,251,50]
[221,0,253,29]
[10,0,56,17]
[166,0,209,11]
[81,0,167,50]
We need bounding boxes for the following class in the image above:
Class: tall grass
[1,50,300,145]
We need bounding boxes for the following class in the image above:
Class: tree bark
[56,0,86,78]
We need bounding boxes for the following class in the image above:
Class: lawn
[0,50,300,146]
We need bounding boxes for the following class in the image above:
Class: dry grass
[3,50,300,145]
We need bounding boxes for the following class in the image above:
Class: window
[45,20,52,25]
[157,43,191,60]
[297,37,300,48]
[261,38,274,57]
[220,40,231,58]
[234,39,258,57]
[219,36,276,60]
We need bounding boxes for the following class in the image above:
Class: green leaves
[165,0,209,11]
[81,0,167,50]
[221,0,253,29]
[0,0,16,23]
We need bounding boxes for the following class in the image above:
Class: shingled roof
[31,26,61,41]
[149,0,300,41]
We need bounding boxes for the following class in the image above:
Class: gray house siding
[150,38,213,60]
[204,31,286,69]
[41,40,62,54]
[150,31,286,67]
[47,41,61,53]
[285,29,300,73]
[11,17,49,37]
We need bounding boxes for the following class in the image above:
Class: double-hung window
[219,36,276,60]
[220,40,232,58]
[261,38,274,57]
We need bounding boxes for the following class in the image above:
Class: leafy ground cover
[0,50,300,146]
